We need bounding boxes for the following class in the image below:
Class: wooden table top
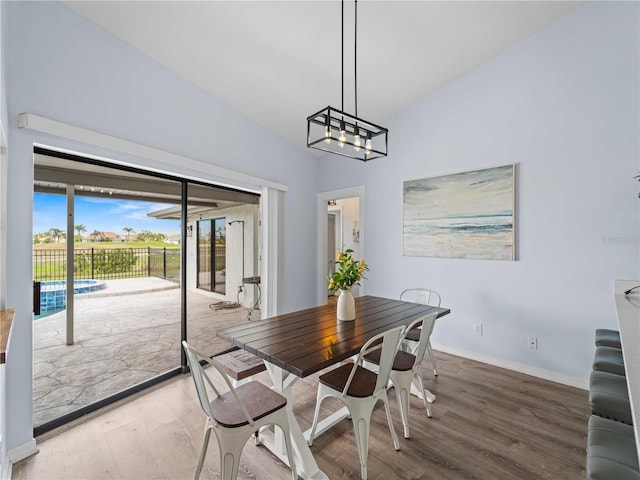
[217,295,450,378]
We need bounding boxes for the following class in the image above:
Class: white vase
[337,289,355,321]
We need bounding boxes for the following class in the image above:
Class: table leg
[410,383,436,403]
[262,363,329,480]
[302,407,350,443]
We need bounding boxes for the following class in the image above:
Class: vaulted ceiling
[63,1,584,152]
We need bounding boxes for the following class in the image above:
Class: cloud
[106,201,173,221]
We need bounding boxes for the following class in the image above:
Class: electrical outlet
[528,336,538,350]
[474,324,483,336]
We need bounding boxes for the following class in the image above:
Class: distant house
[85,232,124,242]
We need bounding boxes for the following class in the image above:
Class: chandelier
[306,0,388,162]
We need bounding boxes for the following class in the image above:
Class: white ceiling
[63,1,584,153]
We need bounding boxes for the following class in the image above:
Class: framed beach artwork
[403,164,515,260]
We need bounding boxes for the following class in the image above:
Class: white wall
[0,0,7,310]
[3,1,319,459]
[0,2,7,475]
[319,1,640,387]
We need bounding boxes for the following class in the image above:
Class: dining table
[217,294,451,480]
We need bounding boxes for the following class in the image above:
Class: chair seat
[364,348,415,372]
[404,327,421,342]
[587,415,640,480]
[589,370,633,425]
[593,346,626,376]
[319,363,378,398]
[211,381,287,428]
[596,329,622,349]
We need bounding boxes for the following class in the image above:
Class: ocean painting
[403,165,515,260]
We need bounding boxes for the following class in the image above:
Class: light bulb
[365,137,372,153]
[324,126,332,144]
[354,134,361,152]
[338,121,346,148]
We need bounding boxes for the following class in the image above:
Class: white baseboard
[7,439,38,464]
[432,343,589,391]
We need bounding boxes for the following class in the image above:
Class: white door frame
[316,186,365,305]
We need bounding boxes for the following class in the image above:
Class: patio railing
[33,247,182,282]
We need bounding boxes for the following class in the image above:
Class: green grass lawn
[33,241,180,250]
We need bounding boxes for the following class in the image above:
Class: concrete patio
[33,278,254,427]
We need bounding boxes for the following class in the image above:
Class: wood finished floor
[13,350,589,480]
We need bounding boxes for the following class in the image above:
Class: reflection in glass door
[197,220,211,291]
[197,218,226,294]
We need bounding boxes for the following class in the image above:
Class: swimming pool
[37,279,106,318]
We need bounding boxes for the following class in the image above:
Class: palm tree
[122,227,135,241]
[75,224,86,242]
[48,227,63,243]
[90,230,103,242]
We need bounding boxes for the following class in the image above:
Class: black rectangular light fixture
[306,0,388,163]
[307,106,388,162]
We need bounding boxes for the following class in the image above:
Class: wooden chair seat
[319,363,378,398]
[364,348,415,372]
[404,327,421,342]
[211,381,287,428]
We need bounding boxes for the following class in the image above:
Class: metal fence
[33,247,181,282]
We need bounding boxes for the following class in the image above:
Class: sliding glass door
[32,148,260,435]
[197,217,226,294]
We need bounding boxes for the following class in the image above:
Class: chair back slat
[400,288,441,307]
[405,312,438,368]
[346,326,404,395]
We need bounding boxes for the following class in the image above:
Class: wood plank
[217,296,449,377]
[12,350,589,480]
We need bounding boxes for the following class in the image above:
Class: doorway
[197,217,226,294]
[327,208,342,280]
[317,187,365,305]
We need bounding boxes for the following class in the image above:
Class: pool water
[36,279,106,319]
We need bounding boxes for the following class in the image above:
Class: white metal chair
[363,312,438,438]
[182,341,297,480]
[307,326,404,480]
[400,288,441,376]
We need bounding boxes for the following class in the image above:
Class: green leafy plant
[328,249,369,293]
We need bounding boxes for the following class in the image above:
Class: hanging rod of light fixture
[306,0,388,162]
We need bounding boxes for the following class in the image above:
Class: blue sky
[33,193,180,236]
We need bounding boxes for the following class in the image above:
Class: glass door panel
[33,152,183,431]
[213,218,226,294]
[197,220,212,291]
[186,183,260,357]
